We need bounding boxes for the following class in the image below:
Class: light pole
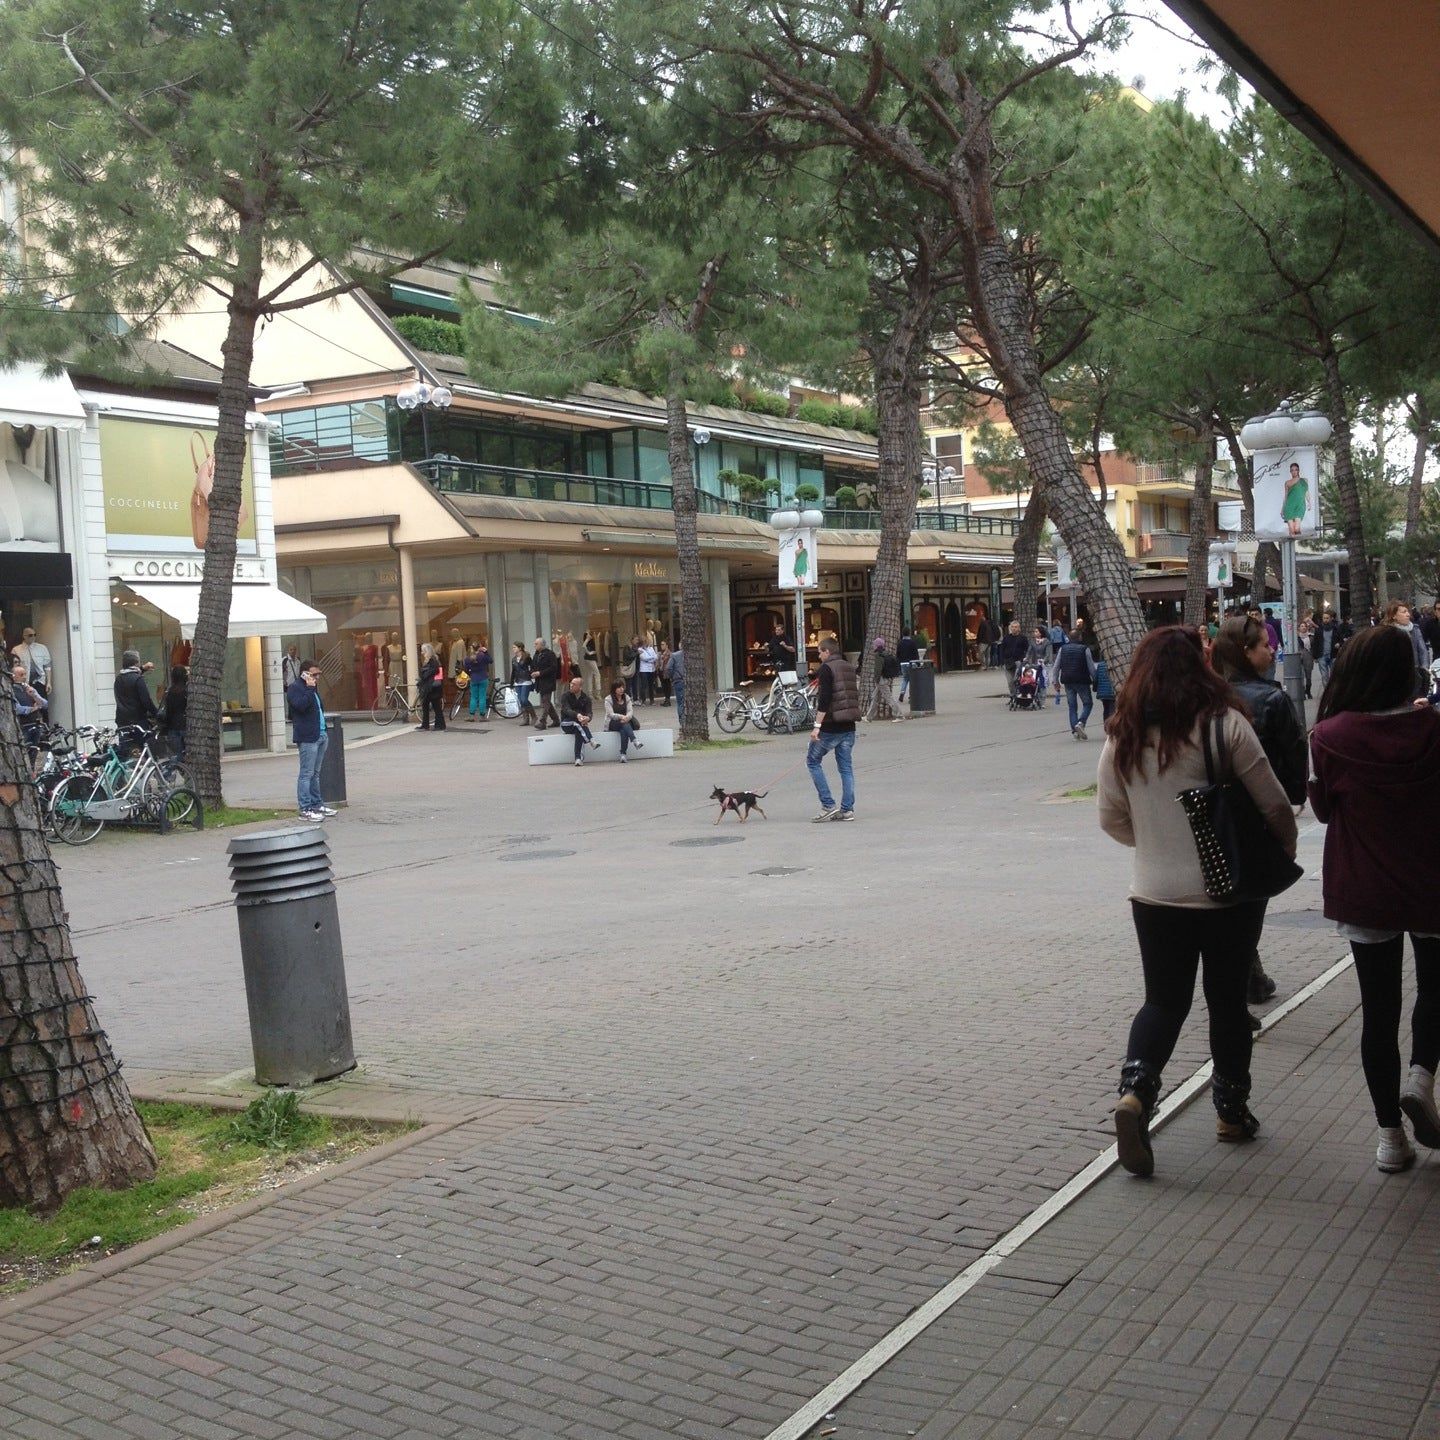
[395,380,454,472]
[1238,405,1333,724]
[771,504,825,675]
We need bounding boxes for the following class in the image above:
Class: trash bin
[318,717,346,806]
[227,826,356,1087]
[907,661,936,715]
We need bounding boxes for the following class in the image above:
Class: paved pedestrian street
[2,675,1434,1439]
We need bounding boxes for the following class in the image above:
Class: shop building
[2,346,323,749]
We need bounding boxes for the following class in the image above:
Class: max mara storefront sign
[108,555,271,583]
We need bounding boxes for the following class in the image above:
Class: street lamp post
[1238,405,1333,725]
[770,504,825,676]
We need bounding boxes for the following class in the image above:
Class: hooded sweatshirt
[1309,707,1440,932]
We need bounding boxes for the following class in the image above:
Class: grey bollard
[318,716,347,806]
[227,826,356,1087]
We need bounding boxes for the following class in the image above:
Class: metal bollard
[227,826,356,1087]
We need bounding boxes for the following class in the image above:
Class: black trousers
[420,689,445,729]
[1351,935,1440,1127]
[1126,899,1267,1088]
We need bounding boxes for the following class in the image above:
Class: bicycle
[371,680,422,726]
[712,678,810,735]
[48,728,199,844]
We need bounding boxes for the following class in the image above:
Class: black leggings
[1126,900,1267,1087]
[1351,935,1440,1127]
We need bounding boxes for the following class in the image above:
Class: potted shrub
[735,472,767,500]
[918,487,932,500]
[794,481,822,503]
[914,627,931,660]
[833,484,858,509]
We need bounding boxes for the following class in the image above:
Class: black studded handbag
[1176,715,1303,903]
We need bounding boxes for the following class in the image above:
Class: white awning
[0,363,87,431]
[128,581,328,639]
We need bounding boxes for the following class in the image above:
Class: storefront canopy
[128,581,327,639]
[0,362,87,431]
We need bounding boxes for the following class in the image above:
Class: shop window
[636,431,671,486]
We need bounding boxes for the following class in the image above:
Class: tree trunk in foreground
[188,224,263,809]
[666,377,713,743]
[0,675,156,1213]
[1321,347,1373,619]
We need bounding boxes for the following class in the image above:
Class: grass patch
[0,1096,405,1295]
[677,737,760,751]
[1062,783,1098,799]
[205,805,288,828]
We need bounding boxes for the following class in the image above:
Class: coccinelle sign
[107,556,269,582]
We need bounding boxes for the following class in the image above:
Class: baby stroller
[1009,662,1045,711]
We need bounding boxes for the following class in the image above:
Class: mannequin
[361,634,380,708]
[385,631,404,689]
[448,628,466,679]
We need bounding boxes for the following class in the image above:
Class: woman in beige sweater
[1098,627,1298,1177]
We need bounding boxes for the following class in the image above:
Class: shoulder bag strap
[1200,715,1218,785]
[1213,713,1231,782]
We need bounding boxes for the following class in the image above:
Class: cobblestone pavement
[0,676,1380,1438]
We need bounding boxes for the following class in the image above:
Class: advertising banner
[1251,446,1319,541]
[777,526,817,590]
[100,417,256,554]
[1207,546,1235,588]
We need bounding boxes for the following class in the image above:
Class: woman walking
[1213,615,1309,1011]
[656,639,674,706]
[1310,625,1440,1172]
[1384,601,1429,686]
[510,642,534,725]
[467,639,492,720]
[160,665,189,761]
[418,643,446,731]
[1098,627,1297,1177]
[604,679,644,762]
[637,637,659,705]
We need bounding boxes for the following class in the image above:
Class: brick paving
[0,675,1398,1437]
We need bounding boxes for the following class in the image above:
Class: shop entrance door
[943,601,964,670]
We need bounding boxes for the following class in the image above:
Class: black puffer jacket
[1232,675,1308,804]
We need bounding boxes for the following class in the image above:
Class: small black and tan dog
[710,785,768,824]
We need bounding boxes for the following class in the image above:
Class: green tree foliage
[0,0,561,805]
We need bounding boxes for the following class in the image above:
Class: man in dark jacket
[999,621,1029,698]
[1311,611,1352,688]
[530,636,560,729]
[1054,632,1099,739]
[808,636,859,821]
[286,659,334,822]
[114,649,158,752]
[559,676,597,765]
[896,628,920,700]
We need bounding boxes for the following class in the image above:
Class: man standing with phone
[286,659,336,823]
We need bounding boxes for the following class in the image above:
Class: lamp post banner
[1207,546,1235,588]
[1251,446,1321,542]
[777,527,818,590]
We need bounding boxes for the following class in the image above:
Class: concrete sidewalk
[2,673,1427,1439]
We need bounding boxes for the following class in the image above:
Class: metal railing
[1138,530,1192,559]
[415,460,1017,535]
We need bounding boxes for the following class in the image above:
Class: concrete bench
[526,726,675,766]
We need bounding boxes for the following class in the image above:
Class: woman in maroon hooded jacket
[1310,625,1440,1174]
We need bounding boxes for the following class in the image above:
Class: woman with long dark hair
[1098,627,1298,1176]
[1311,625,1440,1172]
[1212,615,1309,1012]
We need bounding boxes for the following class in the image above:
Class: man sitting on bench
[560,676,600,767]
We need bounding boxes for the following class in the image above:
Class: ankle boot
[1247,956,1277,1004]
[1213,1074,1260,1142]
[1115,1060,1162,1177]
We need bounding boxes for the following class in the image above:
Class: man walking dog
[807,636,859,822]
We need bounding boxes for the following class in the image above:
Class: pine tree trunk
[665,375,712,743]
[1184,425,1214,627]
[0,675,157,1212]
[972,234,1145,684]
[188,226,263,809]
[861,275,930,706]
[1321,347,1373,618]
[1011,483,1047,633]
[1407,397,1430,539]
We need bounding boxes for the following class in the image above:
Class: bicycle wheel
[372,689,405,726]
[50,773,105,845]
[449,689,466,721]
[781,689,810,728]
[713,694,749,733]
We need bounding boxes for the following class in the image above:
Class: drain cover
[671,835,745,847]
[498,848,576,862]
[751,866,808,877]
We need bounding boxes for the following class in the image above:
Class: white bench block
[526,727,675,765]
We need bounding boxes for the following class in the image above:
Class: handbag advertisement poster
[100,416,256,553]
[1250,446,1321,542]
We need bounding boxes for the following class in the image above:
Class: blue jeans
[898,662,912,700]
[1065,684,1094,731]
[807,729,856,812]
[297,732,328,813]
[672,680,684,724]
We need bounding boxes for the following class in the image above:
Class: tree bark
[860,272,931,706]
[0,675,157,1212]
[1320,346,1373,618]
[1183,422,1214,627]
[1407,395,1431,539]
[1011,482,1047,633]
[188,222,264,809]
[665,374,712,743]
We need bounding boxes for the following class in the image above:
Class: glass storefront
[280,561,402,711]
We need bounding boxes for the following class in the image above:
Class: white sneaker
[301,811,324,823]
[1401,1065,1440,1148]
[619,754,627,763]
[1377,1125,1416,1173]
[812,807,837,822]
[574,758,583,767]
[318,806,338,817]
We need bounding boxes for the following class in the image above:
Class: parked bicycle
[713,677,810,735]
[47,727,200,844]
[370,679,423,726]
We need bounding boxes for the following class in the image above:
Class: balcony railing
[1138,530,1193,559]
[415,460,1017,535]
